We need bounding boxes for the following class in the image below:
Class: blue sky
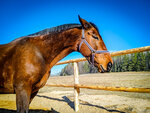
[0,0,150,75]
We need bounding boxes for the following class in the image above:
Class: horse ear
[78,15,92,30]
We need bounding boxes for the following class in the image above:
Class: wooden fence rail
[56,46,150,65]
[46,84,150,93]
[47,46,150,112]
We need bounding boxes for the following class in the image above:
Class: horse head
[78,16,113,73]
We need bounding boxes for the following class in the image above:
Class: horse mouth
[92,62,106,73]
[100,65,105,73]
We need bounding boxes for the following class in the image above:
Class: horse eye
[92,35,99,40]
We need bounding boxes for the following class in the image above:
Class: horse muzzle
[99,62,112,73]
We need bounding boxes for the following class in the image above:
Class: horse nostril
[107,62,112,72]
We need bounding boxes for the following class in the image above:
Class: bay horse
[0,16,113,113]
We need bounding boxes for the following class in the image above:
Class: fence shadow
[62,96,74,110]
[37,95,125,113]
[0,108,59,113]
[37,95,74,110]
[81,103,125,113]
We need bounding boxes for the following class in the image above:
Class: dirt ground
[0,72,150,113]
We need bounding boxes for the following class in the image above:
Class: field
[0,72,150,113]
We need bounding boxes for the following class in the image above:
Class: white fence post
[74,62,80,112]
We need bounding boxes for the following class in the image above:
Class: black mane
[28,22,99,37]
[28,24,82,36]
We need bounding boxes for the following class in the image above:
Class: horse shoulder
[13,43,51,92]
[12,43,47,84]
[0,44,17,93]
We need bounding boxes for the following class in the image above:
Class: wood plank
[74,62,79,112]
[45,84,150,93]
[55,46,150,65]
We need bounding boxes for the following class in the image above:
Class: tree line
[59,51,150,76]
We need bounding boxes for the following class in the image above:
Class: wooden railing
[56,46,150,65]
[46,46,150,112]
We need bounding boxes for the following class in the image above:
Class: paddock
[0,72,150,113]
[0,46,150,113]
[48,46,150,112]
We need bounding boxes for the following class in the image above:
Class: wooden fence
[46,46,150,112]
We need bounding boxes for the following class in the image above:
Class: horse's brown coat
[0,17,112,113]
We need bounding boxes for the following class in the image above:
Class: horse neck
[29,28,81,68]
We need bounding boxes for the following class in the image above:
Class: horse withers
[0,16,113,113]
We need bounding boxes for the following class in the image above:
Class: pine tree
[139,52,146,71]
[122,55,129,71]
[136,53,144,71]
[131,53,138,71]
[111,56,116,72]
[145,51,150,71]
[128,54,133,71]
